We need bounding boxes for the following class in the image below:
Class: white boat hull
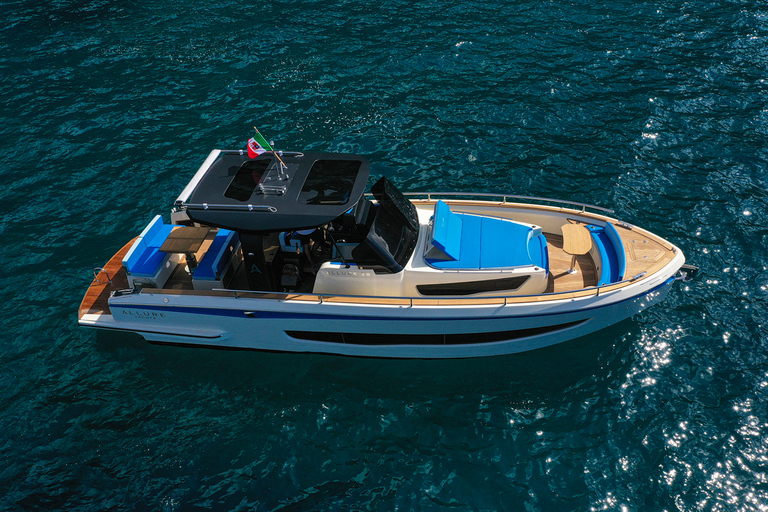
[81,255,682,358]
[79,149,693,359]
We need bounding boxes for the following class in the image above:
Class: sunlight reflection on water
[2,0,768,509]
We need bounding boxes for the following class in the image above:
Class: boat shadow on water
[94,320,640,399]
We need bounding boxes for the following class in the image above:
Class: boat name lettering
[328,269,365,277]
[123,309,166,319]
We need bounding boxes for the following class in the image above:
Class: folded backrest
[431,200,462,260]
[139,215,166,247]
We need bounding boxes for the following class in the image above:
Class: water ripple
[2,0,768,510]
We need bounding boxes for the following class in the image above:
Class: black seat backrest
[353,198,373,229]
[341,197,376,234]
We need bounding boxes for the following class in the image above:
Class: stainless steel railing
[397,191,614,214]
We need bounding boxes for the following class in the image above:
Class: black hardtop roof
[179,150,370,233]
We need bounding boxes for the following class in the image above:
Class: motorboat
[79,149,697,358]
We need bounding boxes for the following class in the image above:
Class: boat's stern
[78,239,135,329]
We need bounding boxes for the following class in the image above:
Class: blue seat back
[603,222,625,281]
[122,238,149,273]
[122,215,173,276]
[431,200,462,260]
[195,230,239,280]
[587,222,626,286]
[140,215,173,248]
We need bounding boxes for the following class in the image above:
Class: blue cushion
[195,230,238,280]
[480,217,534,268]
[431,200,462,260]
[427,214,479,269]
[122,216,173,276]
[456,215,482,268]
[122,239,146,273]
[427,207,547,270]
[587,224,623,286]
[138,215,170,248]
[604,222,626,281]
[146,225,174,248]
[128,246,168,276]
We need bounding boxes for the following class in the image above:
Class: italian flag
[247,129,273,158]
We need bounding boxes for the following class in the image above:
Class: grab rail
[395,191,614,214]
[93,267,112,284]
[182,203,277,212]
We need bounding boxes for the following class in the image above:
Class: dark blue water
[2,0,768,509]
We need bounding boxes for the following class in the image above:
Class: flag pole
[254,127,287,170]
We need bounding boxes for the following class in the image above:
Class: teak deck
[546,234,595,292]
[78,238,134,318]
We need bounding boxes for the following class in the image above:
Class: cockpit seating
[426,200,549,272]
[337,197,376,241]
[122,215,175,288]
[586,223,626,285]
[192,229,241,290]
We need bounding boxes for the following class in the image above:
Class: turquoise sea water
[2,0,768,509]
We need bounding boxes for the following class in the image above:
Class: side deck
[80,199,680,319]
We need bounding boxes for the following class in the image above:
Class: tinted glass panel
[285,320,587,345]
[417,276,530,296]
[224,159,271,201]
[299,160,361,205]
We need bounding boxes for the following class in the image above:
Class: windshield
[351,178,419,272]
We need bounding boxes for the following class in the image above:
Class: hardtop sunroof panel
[224,158,272,201]
[183,151,371,233]
[299,159,362,205]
